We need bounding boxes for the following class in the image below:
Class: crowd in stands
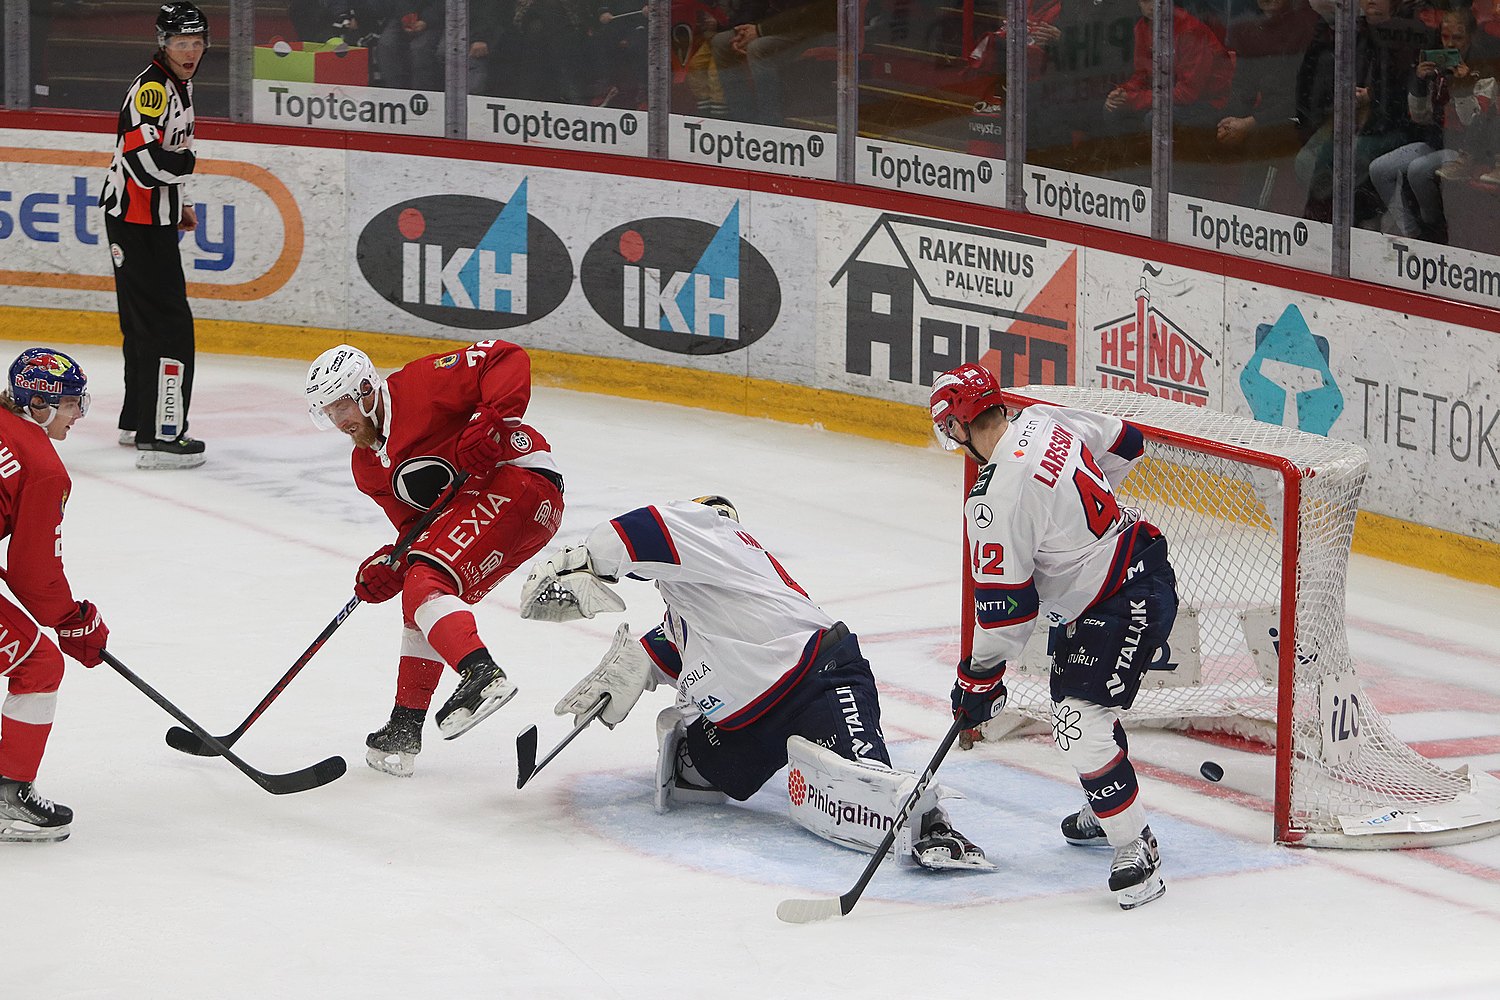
[281,0,1500,250]
[984,0,1500,250]
[286,0,836,120]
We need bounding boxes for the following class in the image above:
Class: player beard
[341,418,381,451]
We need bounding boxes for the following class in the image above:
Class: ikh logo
[1093,265,1213,406]
[579,203,780,354]
[356,181,572,330]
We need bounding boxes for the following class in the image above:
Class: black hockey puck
[1200,761,1224,782]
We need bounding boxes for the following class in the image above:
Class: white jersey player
[520,496,993,870]
[931,363,1180,909]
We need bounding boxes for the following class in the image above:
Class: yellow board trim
[4,305,1496,586]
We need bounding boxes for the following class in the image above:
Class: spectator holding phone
[1369,7,1496,239]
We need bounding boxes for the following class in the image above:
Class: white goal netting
[977,386,1500,848]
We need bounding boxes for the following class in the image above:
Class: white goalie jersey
[583,501,836,730]
[967,404,1150,672]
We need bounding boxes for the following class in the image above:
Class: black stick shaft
[517,694,610,789]
[839,717,966,914]
[105,651,345,795]
[166,472,471,754]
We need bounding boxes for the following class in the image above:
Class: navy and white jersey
[99,58,196,227]
[967,404,1150,672]
[584,501,836,731]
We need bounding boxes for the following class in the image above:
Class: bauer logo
[1093,264,1214,406]
[579,203,780,354]
[356,181,571,330]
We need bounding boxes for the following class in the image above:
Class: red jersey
[352,340,559,533]
[0,408,79,629]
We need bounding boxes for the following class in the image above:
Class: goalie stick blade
[164,725,235,756]
[776,897,848,924]
[256,755,348,795]
[516,725,539,789]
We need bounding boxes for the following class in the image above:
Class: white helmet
[306,344,382,430]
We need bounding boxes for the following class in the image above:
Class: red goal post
[959,385,1500,848]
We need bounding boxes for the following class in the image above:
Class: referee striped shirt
[99,58,197,227]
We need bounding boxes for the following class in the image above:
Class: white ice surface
[7,345,1500,1000]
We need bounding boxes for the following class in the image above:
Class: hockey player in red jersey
[930,363,1179,909]
[0,350,112,843]
[306,341,564,776]
[518,496,992,871]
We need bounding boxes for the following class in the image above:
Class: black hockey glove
[952,657,1008,727]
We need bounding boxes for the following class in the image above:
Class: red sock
[395,656,445,711]
[424,610,484,668]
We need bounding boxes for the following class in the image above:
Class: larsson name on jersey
[1032,421,1075,487]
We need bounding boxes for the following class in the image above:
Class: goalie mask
[9,348,91,428]
[691,495,739,522]
[306,344,382,430]
[929,364,1003,451]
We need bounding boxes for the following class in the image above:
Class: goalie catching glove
[519,545,626,623]
[951,657,1007,727]
[554,622,657,727]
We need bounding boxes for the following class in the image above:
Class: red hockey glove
[455,406,504,473]
[57,600,109,668]
[951,657,1007,727]
[355,545,407,604]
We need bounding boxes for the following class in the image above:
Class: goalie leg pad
[654,707,726,814]
[784,735,990,866]
[1051,698,1148,848]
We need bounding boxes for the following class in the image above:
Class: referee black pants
[105,214,196,443]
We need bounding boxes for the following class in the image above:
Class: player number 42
[972,541,1003,576]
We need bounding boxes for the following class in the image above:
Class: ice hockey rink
[7,344,1500,999]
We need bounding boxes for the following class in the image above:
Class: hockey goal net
[966,385,1500,848]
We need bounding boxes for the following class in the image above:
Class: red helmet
[930,363,1002,450]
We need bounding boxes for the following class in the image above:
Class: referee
[99,2,210,470]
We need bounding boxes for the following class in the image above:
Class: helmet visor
[933,415,964,451]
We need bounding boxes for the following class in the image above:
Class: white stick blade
[776,897,843,924]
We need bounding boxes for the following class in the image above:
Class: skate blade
[913,851,998,872]
[438,679,518,740]
[135,451,206,470]
[0,819,71,843]
[1064,834,1112,848]
[1115,874,1166,910]
[365,747,416,777]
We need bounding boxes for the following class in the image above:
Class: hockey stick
[164,472,472,756]
[104,651,347,795]
[776,716,966,924]
[515,693,611,789]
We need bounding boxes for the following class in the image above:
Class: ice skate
[1061,802,1110,847]
[136,434,206,470]
[118,429,136,446]
[912,807,996,871]
[1108,825,1165,910]
[435,651,516,739]
[365,705,425,777]
[0,778,73,844]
